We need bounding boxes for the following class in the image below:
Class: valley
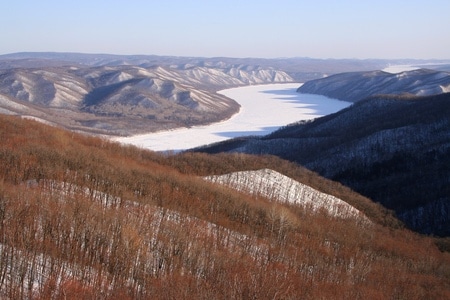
[1,53,450,298]
[116,83,350,151]
[1,53,447,139]
[197,76,450,237]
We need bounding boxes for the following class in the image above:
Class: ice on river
[115,83,350,152]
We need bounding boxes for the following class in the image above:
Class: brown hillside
[0,115,449,299]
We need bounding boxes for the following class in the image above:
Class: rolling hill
[0,57,293,136]
[297,68,450,102]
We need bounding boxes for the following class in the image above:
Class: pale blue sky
[1,0,449,59]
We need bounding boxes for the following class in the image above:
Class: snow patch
[113,71,134,83]
[204,169,371,222]
[383,65,421,74]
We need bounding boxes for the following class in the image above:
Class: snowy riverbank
[115,83,351,152]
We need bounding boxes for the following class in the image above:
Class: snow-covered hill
[0,68,89,109]
[204,169,370,222]
[0,62,294,135]
[297,68,450,102]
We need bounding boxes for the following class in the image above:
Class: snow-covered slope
[0,69,89,109]
[297,68,450,102]
[167,65,293,87]
[0,63,293,135]
[204,169,370,222]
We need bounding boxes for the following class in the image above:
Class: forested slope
[196,93,450,236]
[0,115,449,299]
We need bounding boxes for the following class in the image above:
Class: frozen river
[115,83,351,152]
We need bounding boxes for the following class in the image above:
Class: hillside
[297,68,450,102]
[0,61,292,136]
[195,93,450,237]
[0,114,449,299]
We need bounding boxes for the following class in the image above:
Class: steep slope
[0,115,449,299]
[195,93,450,236]
[297,68,450,102]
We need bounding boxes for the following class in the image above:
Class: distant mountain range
[297,68,450,102]
[1,52,449,135]
[0,52,401,80]
[4,52,450,80]
[195,92,450,236]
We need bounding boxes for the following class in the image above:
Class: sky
[1,0,449,59]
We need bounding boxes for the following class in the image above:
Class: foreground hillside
[0,115,449,299]
[196,93,450,237]
[297,68,450,102]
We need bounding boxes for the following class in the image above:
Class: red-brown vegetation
[0,115,449,299]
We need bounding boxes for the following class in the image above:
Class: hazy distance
[1,0,449,60]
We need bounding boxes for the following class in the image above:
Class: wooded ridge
[0,115,448,299]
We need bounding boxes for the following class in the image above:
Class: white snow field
[115,83,350,152]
